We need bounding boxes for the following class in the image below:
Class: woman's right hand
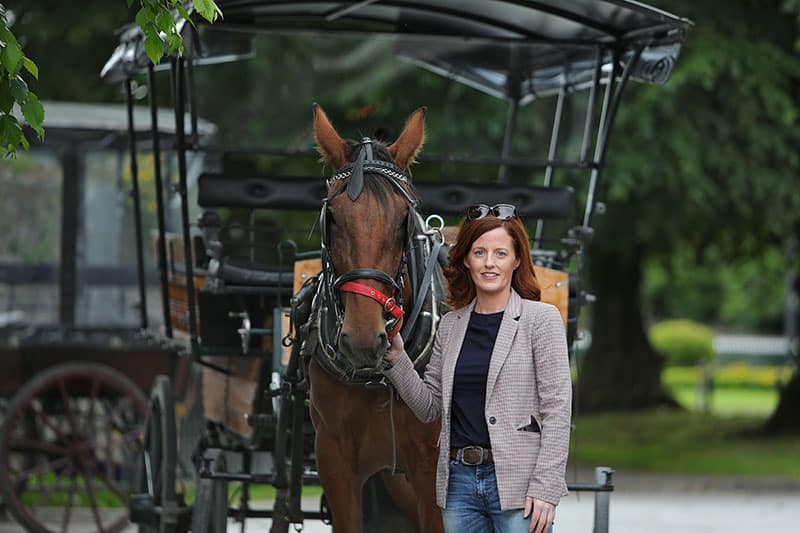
[385,333,406,365]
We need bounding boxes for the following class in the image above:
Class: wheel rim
[0,362,147,533]
[135,375,179,533]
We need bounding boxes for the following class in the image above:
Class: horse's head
[314,104,425,370]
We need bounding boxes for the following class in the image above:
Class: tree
[577,0,800,414]
[0,0,221,155]
[0,4,43,156]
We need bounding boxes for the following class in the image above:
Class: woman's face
[463,226,520,300]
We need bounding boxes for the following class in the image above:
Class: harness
[302,138,444,385]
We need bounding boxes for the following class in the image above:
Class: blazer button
[489,416,496,425]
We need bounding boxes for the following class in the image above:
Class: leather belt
[450,445,493,466]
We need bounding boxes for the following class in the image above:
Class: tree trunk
[763,370,800,435]
[575,212,678,412]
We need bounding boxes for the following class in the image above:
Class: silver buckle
[459,445,485,466]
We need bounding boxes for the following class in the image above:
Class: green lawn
[662,364,791,416]
[571,408,800,478]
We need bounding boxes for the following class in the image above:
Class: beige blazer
[384,288,572,510]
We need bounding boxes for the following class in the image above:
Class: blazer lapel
[441,300,474,420]
[486,289,522,401]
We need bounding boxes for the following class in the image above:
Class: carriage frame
[1,2,691,532]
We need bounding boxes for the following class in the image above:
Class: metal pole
[582,55,617,229]
[580,47,603,163]
[171,58,199,351]
[148,63,173,338]
[534,84,567,248]
[497,96,519,184]
[583,47,643,228]
[125,79,148,330]
[593,466,613,533]
[186,59,199,144]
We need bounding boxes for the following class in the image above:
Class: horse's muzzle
[339,331,388,369]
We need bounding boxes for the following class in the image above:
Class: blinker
[347,138,374,201]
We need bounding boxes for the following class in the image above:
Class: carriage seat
[196,173,576,292]
[208,256,294,287]
[197,174,327,294]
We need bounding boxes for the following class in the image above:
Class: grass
[571,408,800,479]
[183,481,324,506]
[568,364,800,478]
[662,364,792,417]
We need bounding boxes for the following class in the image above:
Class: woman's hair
[444,216,540,309]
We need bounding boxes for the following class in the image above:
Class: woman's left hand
[523,496,555,533]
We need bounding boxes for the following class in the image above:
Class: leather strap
[338,281,405,320]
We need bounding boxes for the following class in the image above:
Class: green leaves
[131,0,223,64]
[0,9,44,157]
[193,0,223,23]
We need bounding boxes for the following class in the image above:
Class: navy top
[450,310,504,448]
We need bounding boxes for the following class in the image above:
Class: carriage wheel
[190,450,228,533]
[134,375,185,533]
[0,361,147,533]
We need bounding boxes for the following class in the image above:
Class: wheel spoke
[26,402,66,441]
[60,467,78,533]
[33,462,71,508]
[80,468,106,533]
[9,437,68,456]
[14,456,71,486]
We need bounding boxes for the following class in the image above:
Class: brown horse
[305,105,443,532]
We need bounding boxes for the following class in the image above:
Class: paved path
[2,471,798,532]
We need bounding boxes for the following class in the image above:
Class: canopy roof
[102,1,690,100]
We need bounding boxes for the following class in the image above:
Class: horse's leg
[315,427,365,533]
[380,471,420,526]
[309,361,369,533]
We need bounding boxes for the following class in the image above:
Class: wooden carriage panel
[201,355,261,438]
[290,256,568,328]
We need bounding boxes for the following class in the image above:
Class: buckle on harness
[384,297,397,312]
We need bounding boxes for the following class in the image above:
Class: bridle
[301,136,443,386]
[319,137,417,342]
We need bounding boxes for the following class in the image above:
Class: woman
[383,203,572,533]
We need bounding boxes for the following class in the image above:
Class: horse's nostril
[340,332,353,351]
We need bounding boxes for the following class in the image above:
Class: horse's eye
[326,209,336,225]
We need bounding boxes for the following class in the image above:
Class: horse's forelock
[330,139,417,207]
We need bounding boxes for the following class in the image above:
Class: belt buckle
[460,445,484,466]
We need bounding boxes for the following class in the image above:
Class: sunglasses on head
[466,203,517,221]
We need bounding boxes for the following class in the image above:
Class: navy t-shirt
[450,310,504,448]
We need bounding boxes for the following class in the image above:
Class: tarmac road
[1,470,798,532]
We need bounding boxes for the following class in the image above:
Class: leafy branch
[0,1,223,156]
[129,0,223,64]
[0,4,44,157]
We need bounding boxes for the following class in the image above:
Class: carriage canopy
[102,0,691,101]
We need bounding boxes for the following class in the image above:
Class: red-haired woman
[384,204,571,533]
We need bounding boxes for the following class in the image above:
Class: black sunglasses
[467,203,517,221]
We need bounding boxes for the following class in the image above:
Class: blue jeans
[441,460,554,533]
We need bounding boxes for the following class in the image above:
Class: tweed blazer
[384,288,572,510]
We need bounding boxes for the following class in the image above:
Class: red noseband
[338,281,405,339]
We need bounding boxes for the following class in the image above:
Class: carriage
[0,101,215,532]
[1,1,690,532]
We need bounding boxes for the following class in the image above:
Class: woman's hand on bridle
[385,333,406,365]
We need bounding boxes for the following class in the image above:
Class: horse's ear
[389,107,426,171]
[313,103,347,169]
